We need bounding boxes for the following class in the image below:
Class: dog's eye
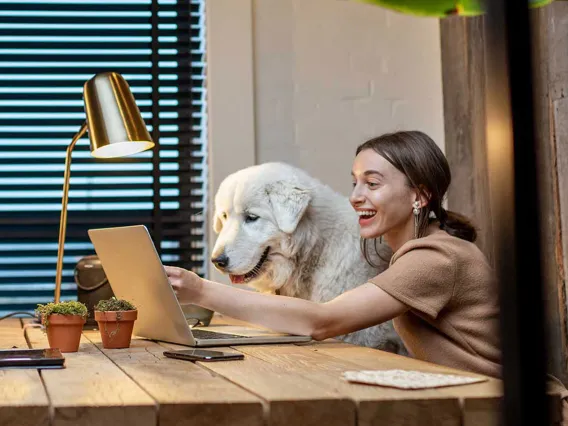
[245,214,259,223]
[221,212,227,220]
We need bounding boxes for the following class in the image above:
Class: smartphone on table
[163,349,244,362]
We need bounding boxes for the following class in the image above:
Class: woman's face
[350,149,417,240]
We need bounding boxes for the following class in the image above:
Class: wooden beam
[440,4,568,386]
[531,3,568,385]
[440,15,494,266]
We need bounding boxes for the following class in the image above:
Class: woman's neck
[383,218,415,254]
[384,220,441,253]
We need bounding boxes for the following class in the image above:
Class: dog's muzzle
[211,253,229,271]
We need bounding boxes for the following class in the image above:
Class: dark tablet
[0,348,65,368]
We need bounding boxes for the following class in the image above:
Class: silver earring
[413,201,420,239]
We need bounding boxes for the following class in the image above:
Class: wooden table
[0,315,561,426]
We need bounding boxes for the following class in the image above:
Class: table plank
[0,314,516,426]
[302,341,500,425]
[208,315,511,426]
[0,317,29,345]
[462,398,501,426]
[158,340,356,426]
[24,321,156,426]
[232,343,462,426]
[82,330,264,426]
[302,340,564,425]
[0,319,49,426]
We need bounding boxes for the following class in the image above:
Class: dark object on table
[74,255,114,329]
[0,348,65,368]
[163,349,244,362]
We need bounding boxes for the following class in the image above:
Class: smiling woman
[166,131,501,377]
[351,131,477,256]
[165,130,503,378]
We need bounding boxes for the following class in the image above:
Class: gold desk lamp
[54,72,155,303]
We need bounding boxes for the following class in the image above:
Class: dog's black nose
[211,254,229,269]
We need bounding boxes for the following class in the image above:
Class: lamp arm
[54,121,88,304]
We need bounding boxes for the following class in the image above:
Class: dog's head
[211,163,313,292]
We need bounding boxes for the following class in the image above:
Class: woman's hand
[163,265,203,304]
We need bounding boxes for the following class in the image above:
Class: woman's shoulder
[391,226,486,268]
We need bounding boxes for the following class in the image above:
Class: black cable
[0,311,36,321]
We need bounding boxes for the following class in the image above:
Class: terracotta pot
[44,314,86,353]
[95,310,137,349]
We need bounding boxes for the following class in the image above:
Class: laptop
[87,225,312,347]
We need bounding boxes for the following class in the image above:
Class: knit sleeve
[368,244,456,319]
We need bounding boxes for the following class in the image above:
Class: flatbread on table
[343,369,488,390]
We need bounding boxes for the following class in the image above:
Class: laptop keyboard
[191,329,250,340]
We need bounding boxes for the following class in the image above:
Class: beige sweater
[369,225,502,378]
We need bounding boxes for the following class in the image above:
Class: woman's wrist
[192,275,207,306]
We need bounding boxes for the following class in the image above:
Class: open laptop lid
[88,225,197,346]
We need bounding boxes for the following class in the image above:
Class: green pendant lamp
[356,0,554,17]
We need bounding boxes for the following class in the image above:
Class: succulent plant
[95,297,136,312]
[35,300,88,327]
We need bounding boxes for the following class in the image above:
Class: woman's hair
[356,130,477,265]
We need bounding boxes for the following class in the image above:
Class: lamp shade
[83,72,154,158]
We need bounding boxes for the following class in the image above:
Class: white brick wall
[253,0,445,196]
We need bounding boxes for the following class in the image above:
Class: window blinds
[0,0,207,315]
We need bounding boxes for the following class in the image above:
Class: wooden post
[440,3,568,386]
[440,16,494,266]
[484,0,549,422]
[531,3,568,385]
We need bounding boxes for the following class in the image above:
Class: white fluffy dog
[211,162,405,353]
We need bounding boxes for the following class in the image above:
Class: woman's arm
[164,266,409,340]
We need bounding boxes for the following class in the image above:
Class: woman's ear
[414,186,431,208]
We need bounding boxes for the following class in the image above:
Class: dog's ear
[213,213,223,234]
[266,181,311,234]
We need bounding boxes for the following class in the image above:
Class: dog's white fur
[211,162,405,353]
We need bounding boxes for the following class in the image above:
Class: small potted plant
[94,297,137,349]
[35,301,88,353]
